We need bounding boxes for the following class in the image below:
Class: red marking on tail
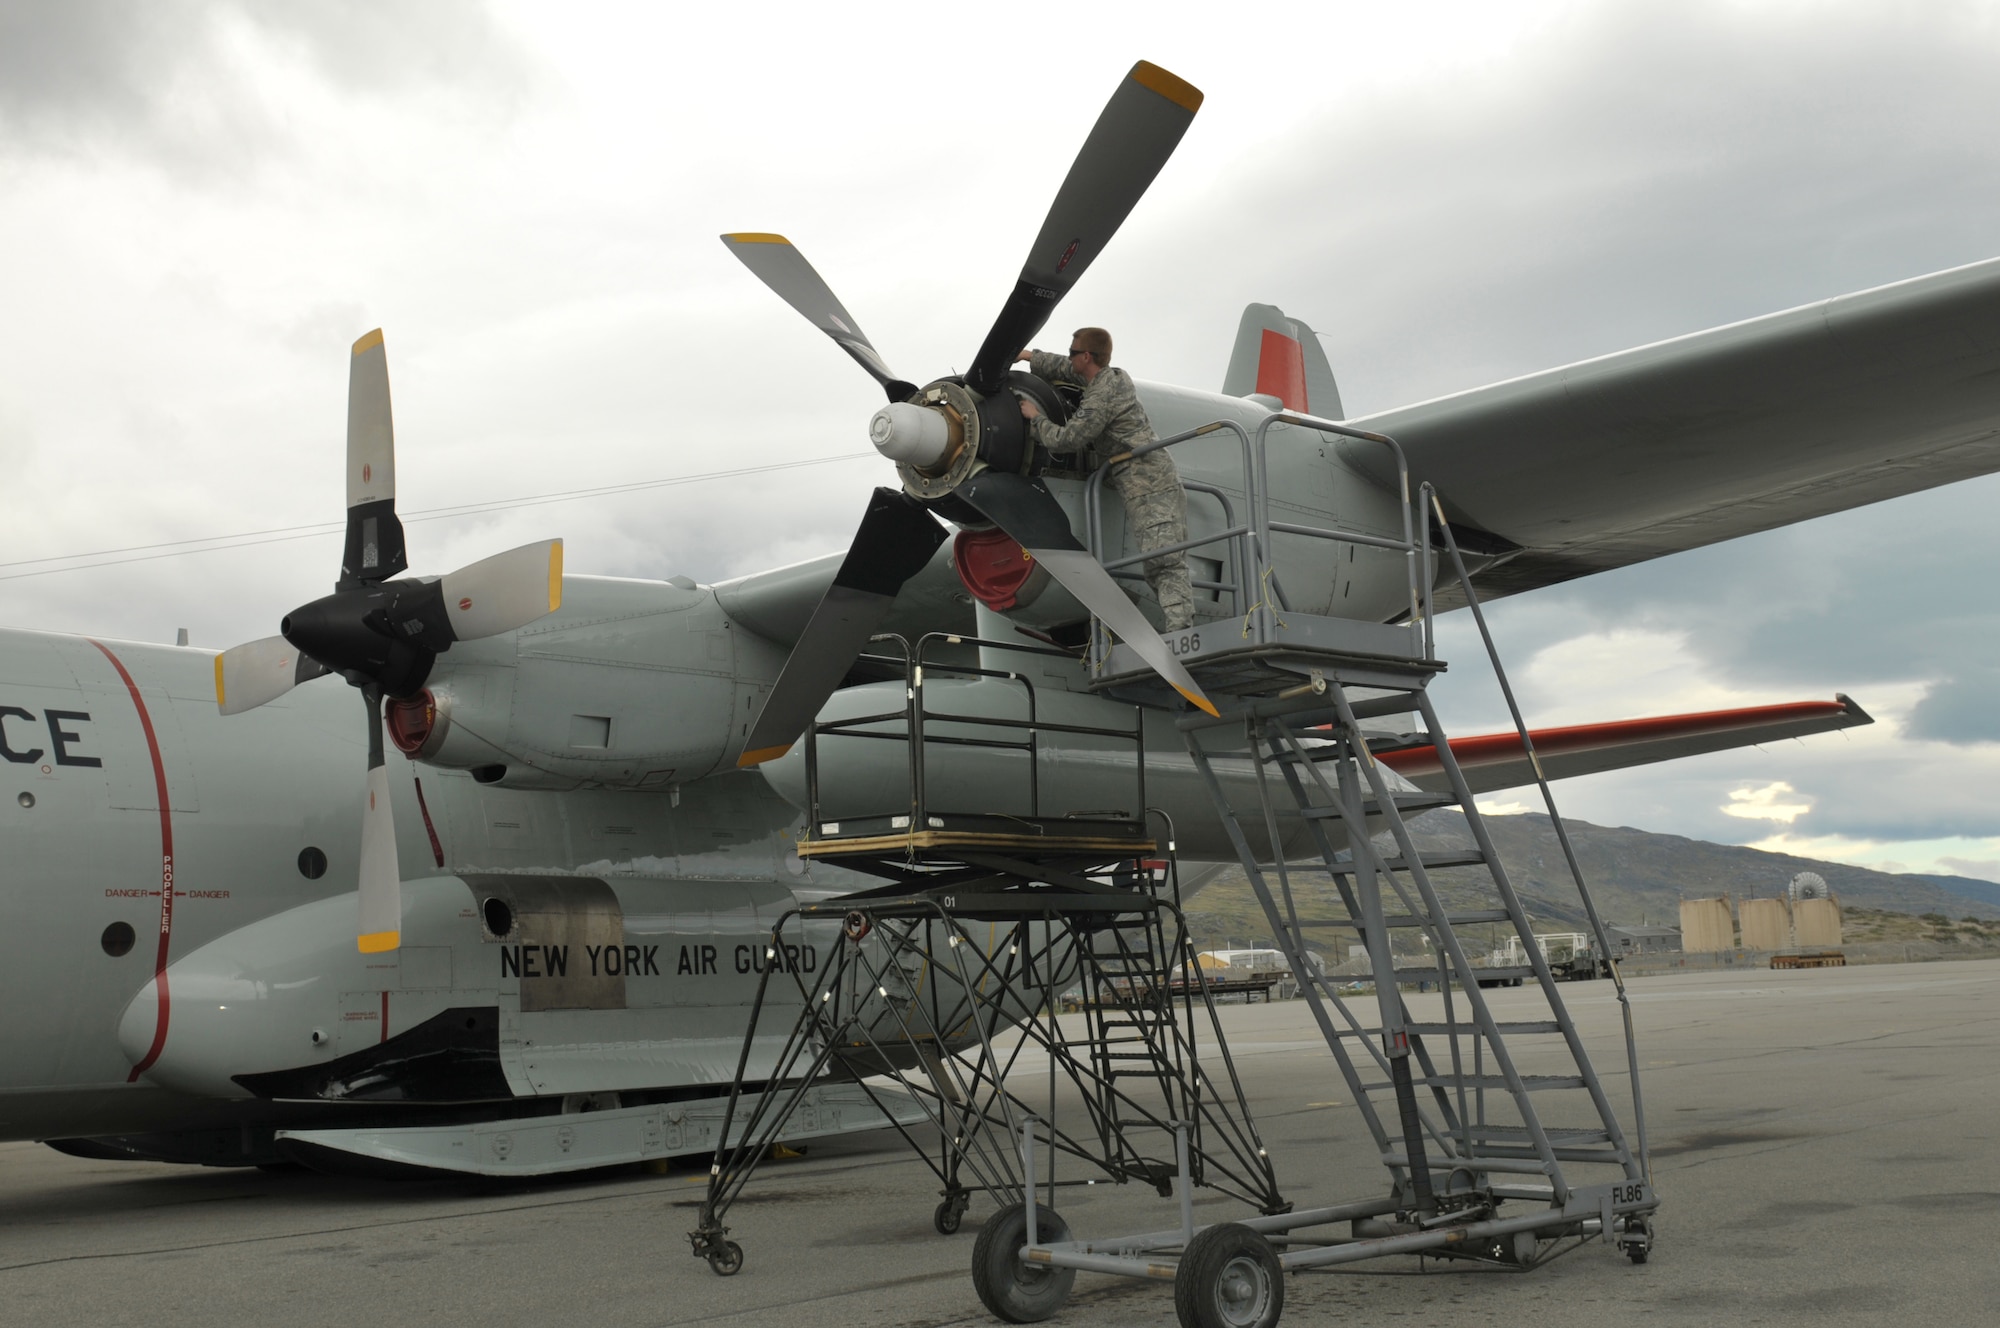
[1255,329,1308,413]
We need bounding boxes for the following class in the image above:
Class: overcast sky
[4,0,2000,885]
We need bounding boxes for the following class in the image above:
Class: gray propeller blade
[342,329,407,585]
[721,233,914,401]
[439,539,565,642]
[964,62,1202,393]
[737,488,948,766]
[356,684,401,954]
[213,636,332,716]
[956,470,1216,717]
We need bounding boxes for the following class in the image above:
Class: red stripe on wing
[1378,699,1853,779]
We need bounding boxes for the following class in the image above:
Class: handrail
[1080,406,1432,672]
[802,629,1148,835]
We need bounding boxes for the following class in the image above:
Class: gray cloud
[0,1,534,170]
[1905,668,2000,745]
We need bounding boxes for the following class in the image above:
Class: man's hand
[1019,398,1042,421]
[1014,348,1032,363]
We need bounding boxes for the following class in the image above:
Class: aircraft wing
[1350,257,2000,600]
[1377,696,1871,796]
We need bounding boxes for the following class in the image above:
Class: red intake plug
[952,527,1051,612]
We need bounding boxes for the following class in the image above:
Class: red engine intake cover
[385,689,438,757]
[952,527,1046,612]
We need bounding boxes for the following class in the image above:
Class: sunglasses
[1068,347,1090,358]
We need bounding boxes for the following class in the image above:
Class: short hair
[1072,327,1113,367]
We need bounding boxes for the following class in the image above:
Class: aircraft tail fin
[1221,303,1343,419]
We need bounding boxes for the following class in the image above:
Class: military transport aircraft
[3,59,1988,1178]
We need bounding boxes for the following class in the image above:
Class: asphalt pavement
[2,959,1995,1327]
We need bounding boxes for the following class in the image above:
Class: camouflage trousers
[1112,463,1193,632]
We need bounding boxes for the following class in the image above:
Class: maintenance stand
[691,410,1658,1328]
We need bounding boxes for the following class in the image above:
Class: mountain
[1914,874,2000,911]
[1411,811,2000,927]
[1180,811,2000,955]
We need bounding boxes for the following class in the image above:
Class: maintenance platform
[688,409,1660,1328]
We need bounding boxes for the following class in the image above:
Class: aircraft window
[297,846,328,880]
[16,792,31,808]
[101,921,135,957]
[483,897,515,938]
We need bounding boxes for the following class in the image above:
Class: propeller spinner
[214,330,564,952]
[728,61,1215,768]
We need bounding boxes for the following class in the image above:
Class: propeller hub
[869,402,953,470]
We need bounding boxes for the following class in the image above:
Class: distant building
[1604,924,1681,956]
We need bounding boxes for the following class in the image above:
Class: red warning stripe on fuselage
[88,640,177,1082]
[1376,699,1854,779]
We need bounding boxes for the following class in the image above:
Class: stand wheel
[1620,1213,1654,1265]
[935,1196,968,1235]
[1175,1223,1283,1328]
[971,1202,1073,1323]
[705,1240,743,1276]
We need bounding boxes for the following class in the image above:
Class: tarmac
[2,959,1995,1327]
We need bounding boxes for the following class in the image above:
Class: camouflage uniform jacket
[1025,351,1180,498]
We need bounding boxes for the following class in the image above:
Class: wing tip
[1131,61,1203,113]
[351,328,385,355]
[737,743,794,768]
[357,930,400,954]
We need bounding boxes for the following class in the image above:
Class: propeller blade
[956,470,1217,717]
[720,233,914,400]
[738,489,948,766]
[965,62,1203,393]
[357,685,401,954]
[342,328,408,585]
[441,538,565,642]
[214,636,332,715]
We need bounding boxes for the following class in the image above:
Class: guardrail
[1081,408,1431,674]
[802,630,1148,832]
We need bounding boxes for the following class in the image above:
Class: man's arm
[1024,348,1085,386]
[1028,376,1120,456]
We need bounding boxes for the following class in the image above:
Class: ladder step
[1451,1126,1611,1143]
[1360,1073,1584,1093]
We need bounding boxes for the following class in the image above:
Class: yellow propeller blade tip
[722,232,791,246]
[737,743,794,768]
[358,931,400,954]
[1131,62,1203,113]
[351,328,385,355]
[213,654,226,708]
[1175,685,1220,718]
[547,541,565,612]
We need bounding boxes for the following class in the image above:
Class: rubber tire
[936,1198,965,1236]
[971,1202,1074,1323]
[1175,1224,1284,1328]
[706,1240,743,1276]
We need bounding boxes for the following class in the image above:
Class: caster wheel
[935,1198,967,1235]
[1627,1245,1649,1265]
[971,1202,1073,1323]
[705,1239,743,1276]
[1175,1223,1283,1328]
